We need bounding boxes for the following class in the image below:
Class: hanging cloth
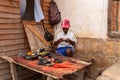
[20,0,26,17]
[34,0,44,22]
[22,0,35,20]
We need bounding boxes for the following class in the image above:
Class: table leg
[75,68,86,80]
[47,76,54,80]
[10,63,18,80]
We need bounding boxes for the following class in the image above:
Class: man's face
[62,28,69,34]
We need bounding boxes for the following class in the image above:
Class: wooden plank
[26,24,50,47]
[0,23,23,29]
[14,0,19,2]
[108,0,113,34]
[0,43,29,52]
[111,1,117,31]
[43,6,50,11]
[44,11,49,16]
[0,68,10,76]
[110,0,120,32]
[43,0,51,3]
[0,73,12,80]
[32,24,46,49]
[0,29,24,34]
[0,59,8,64]
[43,20,50,24]
[0,34,25,40]
[0,5,20,14]
[44,16,49,20]
[24,24,40,50]
[0,18,21,23]
[43,2,50,7]
[23,21,50,50]
[0,62,9,70]
[0,48,30,56]
[0,39,27,46]
[0,0,19,8]
[2,48,29,56]
[0,13,20,19]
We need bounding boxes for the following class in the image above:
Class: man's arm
[54,38,63,46]
[69,39,75,45]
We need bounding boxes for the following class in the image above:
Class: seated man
[54,19,77,56]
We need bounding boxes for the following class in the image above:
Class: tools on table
[23,48,63,66]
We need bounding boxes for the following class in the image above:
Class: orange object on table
[53,61,72,68]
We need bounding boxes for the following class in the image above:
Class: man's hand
[54,38,64,46]
[59,38,64,42]
[64,38,70,43]
[65,38,75,45]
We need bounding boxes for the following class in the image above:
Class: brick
[105,40,116,57]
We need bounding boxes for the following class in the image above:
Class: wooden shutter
[108,0,120,37]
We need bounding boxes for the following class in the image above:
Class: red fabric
[53,61,72,68]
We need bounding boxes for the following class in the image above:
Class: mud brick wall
[73,38,120,80]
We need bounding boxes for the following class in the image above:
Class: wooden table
[0,55,91,80]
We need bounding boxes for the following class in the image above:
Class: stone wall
[73,38,120,80]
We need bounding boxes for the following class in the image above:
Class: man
[54,19,77,56]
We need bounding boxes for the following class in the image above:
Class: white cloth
[34,0,44,22]
[20,0,26,17]
[54,30,77,49]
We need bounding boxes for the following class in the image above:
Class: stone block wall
[73,38,120,80]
